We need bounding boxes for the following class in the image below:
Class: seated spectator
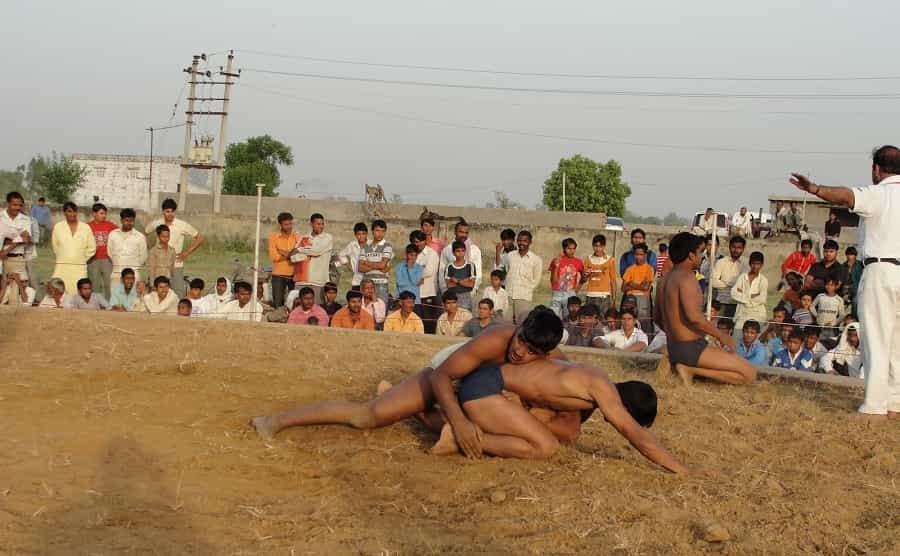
[566,304,603,347]
[710,318,736,350]
[779,239,816,289]
[564,295,582,334]
[810,278,845,340]
[0,273,35,306]
[330,290,375,330]
[185,278,213,316]
[217,281,263,322]
[287,286,330,326]
[307,316,320,326]
[804,239,848,298]
[800,327,828,369]
[395,244,423,303]
[480,269,509,320]
[177,298,192,317]
[256,274,273,307]
[792,292,815,325]
[820,323,864,378]
[759,305,788,347]
[321,282,342,318]
[842,246,863,311]
[772,329,814,371]
[384,290,425,334]
[204,277,234,312]
[109,268,142,312]
[437,290,473,337]
[736,320,768,366]
[360,278,386,329]
[595,308,648,352]
[71,278,110,310]
[445,240,478,311]
[601,308,620,335]
[462,298,501,338]
[781,271,804,313]
[147,224,176,284]
[144,276,179,314]
[38,277,74,309]
[767,321,794,364]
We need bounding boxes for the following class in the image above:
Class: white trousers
[857,262,900,414]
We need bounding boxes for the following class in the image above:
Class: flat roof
[767,194,835,204]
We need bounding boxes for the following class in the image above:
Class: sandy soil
[0,308,896,555]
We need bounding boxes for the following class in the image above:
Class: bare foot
[250,416,279,440]
[377,380,392,395]
[429,424,460,456]
[675,364,694,387]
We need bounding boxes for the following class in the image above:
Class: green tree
[222,135,293,196]
[542,155,630,215]
[30,153,86,203]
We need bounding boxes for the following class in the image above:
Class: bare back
[501,360,614,412]
[656,267,705,343]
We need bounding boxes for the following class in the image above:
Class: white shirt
[852,175,900,258]
[0,209,32,256]
[217,299,263,322]
[145,217,199,269]
[107,228,148,274]
[731,212,752,235]
[416,245,440,298]
[710,257,748,303]
[505,250,543,301]
[143,290,179,314]
[481,285,509,316]
[439,239,483,292]
[338,240,368,286]
[296,231,334,286]
[601,328,649,350]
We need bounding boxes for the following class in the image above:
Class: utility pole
[213,51,239,214]
[178,55,201,209]
[562,171,567,213]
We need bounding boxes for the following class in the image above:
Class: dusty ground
[0,309,896,555]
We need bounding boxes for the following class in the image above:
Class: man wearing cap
[790,145,900,419]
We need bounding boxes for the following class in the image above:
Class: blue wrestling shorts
[457,364,505,405]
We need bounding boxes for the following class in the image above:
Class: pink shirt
[287,304,329,326]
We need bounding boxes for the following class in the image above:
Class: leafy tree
[485,190,523,209]
[29,153,86,203]
[542,155,630,215]
[222,135,293,196]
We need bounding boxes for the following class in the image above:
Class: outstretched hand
[789,173,815,193]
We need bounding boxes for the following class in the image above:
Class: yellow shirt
[383,309,425,333]
[622,263,655,295]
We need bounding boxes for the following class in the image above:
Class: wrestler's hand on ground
[450,417,484,459]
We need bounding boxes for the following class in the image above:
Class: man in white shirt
[143,276,179,314]
[596,309,649,352]
[504,230,543,324]
[338,222,369,290]
[790,145,900,418]
[699,208,717,234]
[731,207,752,237]
[145,198,204,297]
[710,235,748,319]
[410,229,440,334]
[0,192,34,303]
[108,208,148,288]
[217,280,263,322]
[293,213,334,303]
[438,220,483,293]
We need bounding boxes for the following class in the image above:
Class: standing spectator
[804,239,848,298]
[38,277,74,309]
[147,225,176,284]
[268,212,299,309]
[824,210,842,240]
[420,216,445,256]
[731,251,768,331]
[287,286,330,326]
[409,230,440,333]
[438,220,483,294]
[52,202,96,294]
[444,240,478,311]
[619,228,658,276]
[810,278,846,339]
[436,290,472,337]
[505,230,543,324]
[731,207,752,237]
[493,228,516,276]
[596,309,648,352]
[338,222,369,290]
[462,298,501,338]
[779,239,817,289]
[86,203,117,298]
[547,238,584,320]
[360,278,386,329]
[784,202,802,230]
[582,234,618,316]
[710,236,748,319]
[842,246,863,311]
[30,197,52,245]
[321,282,342,318]
[358,219,393,303]
[143,276,179,314]
[145,198,204,297]
[736,320,769,366]
[384,290,425,334]
[772,329,814,371]
[330,290,375,330]
[621,243,654,332]
[216,281,263,322]
[293,213,334,304]
[109,268,142,312]
[820,323,863,377]
[480,269,509,320]
[70,277,109,310]
[656,243,672,277]
[0,192,34,301]
[792,292,815,325]
[395,244,424,303]
[107,208,147,288]
[566,304,603,348]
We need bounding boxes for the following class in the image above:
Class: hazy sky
[3,1,898,217]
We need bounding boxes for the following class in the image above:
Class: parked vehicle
[604,216,626,232]
[691,212,730,238]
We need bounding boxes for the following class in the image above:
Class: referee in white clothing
[790,145,900,419]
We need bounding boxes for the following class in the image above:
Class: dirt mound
[0,309,895,554]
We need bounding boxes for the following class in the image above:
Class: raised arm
[789,173,855,208]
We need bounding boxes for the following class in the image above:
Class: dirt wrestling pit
[0,308,896,555]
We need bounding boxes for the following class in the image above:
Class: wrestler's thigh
[463,395,557,446]
[696,345,758,375]
[371,368,434,423]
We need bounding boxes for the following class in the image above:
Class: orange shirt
[583,254,618,296]
[292,235,312,283]
[330,307,375,330]
[622,263,655,295]
[269,231,300,277]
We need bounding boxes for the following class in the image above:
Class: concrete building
[71,153,211,210]
[768,194,859,233]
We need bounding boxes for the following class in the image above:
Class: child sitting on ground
[772,329,814,371]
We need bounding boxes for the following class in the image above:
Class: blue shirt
[737,340,769,367]
[109,283,138,311]
[395,262,423,302]
[30,205,52,227]
[619,249,658,276]
[772,348,814,371]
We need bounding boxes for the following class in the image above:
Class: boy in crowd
[384,290,425,334]
[736,320,769,366]
[582,234,618,316]
[601,308,620,335]
[0,273,35,307]
[759,305,788,346]
[731,251,768,331]
[409,229,440,333]
[147,225,176,284]
[186,278,213,316]
[621,243,655,332]
[420,216,445,256]
[396,244,424,303]
[144,276,179,314]
[595,308,648,352]
[462,298,501,338]
[321,282,342,318]
[801,327,828,369]
[177,299,193,317]
[804,239,848,298]
[109,269,144,312]
[548,238,584,320]
[493,228,516,276]
[445,240,478,311]
[566,304,604,348]
[86,203,118,298]
[437,290,472,337]
[330,290,375,330]
[810,278,846,340]
[792,292,815,325]
[842,246,863,312]
[481,269,509,320]
[772,329,814,371]
[358,219,393,303]
[338,222,369,290]
[71,278,110,310]
[781,271,804,314]
[564,295,582,335]
[779,239,816,290]
[710,318,735,349]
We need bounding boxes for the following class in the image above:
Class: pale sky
[2,1,898,217]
